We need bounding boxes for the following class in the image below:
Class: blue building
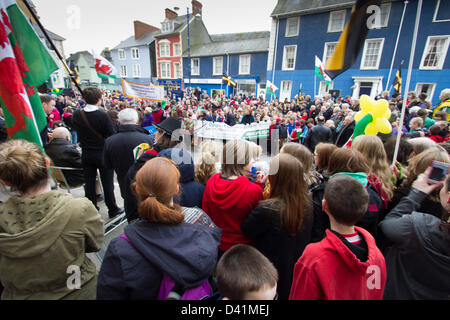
[182,32,270,98]
[268,0,450,106]
[111,21,160,85]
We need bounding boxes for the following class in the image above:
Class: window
[372,3,391,28]
[416,83,436,101]
[191,58,200,75]
[282,45,297,70]
[174,62,182,79]
[120,65,127,77]
[285,17,300,37]
[361,39,384,70]
[328,10,346,33]
[160,63,171,78]
[118,49,126,60]
[420,36,449,70]
[162,22,174,33]
[239,55,251,75]
[159,42,170,57]
[132,64,141,78]
[433,0,450,22]
[131,48,140,60]
[173,43,181,56]
[280,81,292,101]
[213,56,223,75]
[323,42,338,65]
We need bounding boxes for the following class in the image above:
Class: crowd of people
[0,85,449,301]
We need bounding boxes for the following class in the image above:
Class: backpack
[119,234,212,300]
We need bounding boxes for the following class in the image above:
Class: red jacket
[289,227,386,300]
[152,110,164,125]
[202,174,263,252]
[429,135,444,143]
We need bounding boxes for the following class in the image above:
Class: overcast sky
[32,0,275,56]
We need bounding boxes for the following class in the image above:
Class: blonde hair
[248,141,263,162]
[410,117,424,129]
[0,140,49,194]
[352,135,395,201]
[195,140,222,185]
[221,140,252,179]
[406,147,450,189]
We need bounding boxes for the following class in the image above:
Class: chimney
[191,0,202,16]
[134,21,160,40]
[165,8,178,20]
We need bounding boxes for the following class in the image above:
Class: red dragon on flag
[0,8,33,137]
[92,49,118,79]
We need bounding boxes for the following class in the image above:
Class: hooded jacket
[379,189,450,300]
[0,191,103,300]
[202,174,263,252]
[289,227,386,300]
[96,219,221,300]
[311,173,382,243]
[158,149,205,209]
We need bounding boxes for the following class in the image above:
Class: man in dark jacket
[104,108,154,200]
[45,127,84,187]
[335,116,355,147]
[304,116,332,153]
[72,87,123,218]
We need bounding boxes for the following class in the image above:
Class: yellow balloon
[360,95,374,114]
[365,123,379,136]
[354,111,364,123]
[375,118,392,134]
[372,99,389,118]
[384,109,392,120]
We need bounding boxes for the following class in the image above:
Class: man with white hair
[432,89,450,118]
[103,108,154,201]
[45,127,84,187]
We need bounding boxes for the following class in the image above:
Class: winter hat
[156,117,182,137]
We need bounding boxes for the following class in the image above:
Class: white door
[280,81,292,101]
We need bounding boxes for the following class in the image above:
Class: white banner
[50,69,65,88]
[122,80,164,101]
[182,120,270,140]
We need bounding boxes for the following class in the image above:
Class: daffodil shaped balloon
[353,95,392,138]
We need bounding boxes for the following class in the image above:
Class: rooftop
[186,31,270,57]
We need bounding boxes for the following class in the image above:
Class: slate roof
[271,0,355,17]
[112,32,156,50]
[153,14,191,38]
[31,24,66,41]
[271,0,400,17]
[186,31,270,57]
[67,51,94,65]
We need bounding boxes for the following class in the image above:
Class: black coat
[335,121,355,147]
[97,220,221,300]
[304,124,332,153]
[103,125,154,197]
[241,201,313,300]
[45,138,84,187]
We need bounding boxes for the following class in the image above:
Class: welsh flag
[92,49,118,79]
[315,56,332,86]
[266,80,278,97]
[0,0,58,147]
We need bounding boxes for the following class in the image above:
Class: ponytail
[137,194,184,225]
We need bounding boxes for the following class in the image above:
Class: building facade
[153,1,212,91]
[111,21,159,85]
[268,0,450,106]
[182,32,270,98]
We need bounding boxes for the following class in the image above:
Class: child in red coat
[289,175,386,300]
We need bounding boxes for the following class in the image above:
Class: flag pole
[22,0,83,95]
[392,0,423,167]
[386,1,409,91]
